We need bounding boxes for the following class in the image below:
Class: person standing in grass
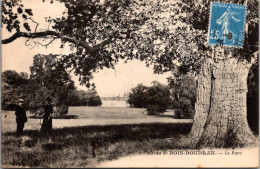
[15,99,27,136]
[40,97,53,135]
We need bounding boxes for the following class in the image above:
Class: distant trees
[68,89,102,106]
[128,77,195,117]
[1,70,30,110]
[128,82,172,115]
[1,54,102,116]
[87,91,102,106]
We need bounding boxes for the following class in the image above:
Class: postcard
[1,0,258,168]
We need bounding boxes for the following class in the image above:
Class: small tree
[88,95,102,106]
[127,84,148,108]
[29,54,75,117]
[146,81,172,115]
[85,89,102,106]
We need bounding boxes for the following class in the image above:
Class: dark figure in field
[40,98,53,134]
[15,99,27,136]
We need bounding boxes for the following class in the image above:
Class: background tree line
[1,54,102,117]
[127,75,196,118]
[127,81,172,115]
[128,67,258,134]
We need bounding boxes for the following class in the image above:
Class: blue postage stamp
[208,2,247,48]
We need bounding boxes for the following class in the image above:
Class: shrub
[146,81,172,115]
[128,82,172,115]
[29,104,68,118]
[88,95,102,106]
[127,84,148,108]
[67,89,102,106]
[53,105,69,118]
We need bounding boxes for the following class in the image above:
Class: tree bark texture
[190,55,257,148]
[189,58,212,140]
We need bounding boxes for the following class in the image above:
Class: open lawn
[2,107,194,167]
[2,107,192,133]
[1,107,258,168]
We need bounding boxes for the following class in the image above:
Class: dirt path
[98,148,259,168]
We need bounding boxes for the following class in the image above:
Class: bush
[88,95,102,106]
[128,82,172,115]
[29,105,69,118]
[67,89,102,106]
[53,105,69,118]
[127,84,148,108]
[147,105,166,115]
[146,82,172,115]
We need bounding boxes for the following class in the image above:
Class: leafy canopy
[2,0,258,86]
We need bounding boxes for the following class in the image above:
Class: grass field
[2,123,193,167]
[2,107,194,167]
[2,107,192,133]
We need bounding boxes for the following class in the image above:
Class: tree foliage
[68,89,102,106]
[2,0,258,85]
[2,0,150,87]
[146,81,172,115]
[168,74,197,119]
[127,84,148,108]
[1,70,30,110]
[28,54,75,117]
[128,82,172,115]
[1,0,212,86]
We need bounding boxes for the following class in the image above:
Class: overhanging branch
[2,31,95,53]
[2,30,120,54]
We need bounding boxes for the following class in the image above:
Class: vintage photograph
[1,0,259,168]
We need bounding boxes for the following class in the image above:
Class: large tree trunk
[190,52,257,148]
[189,58,212,141]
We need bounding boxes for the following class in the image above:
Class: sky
[1,0,171,97]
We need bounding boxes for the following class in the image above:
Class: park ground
[1,107,258,168]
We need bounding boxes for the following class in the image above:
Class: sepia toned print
[1,0,258,168]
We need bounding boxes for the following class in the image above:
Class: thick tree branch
[2,30,120,54]
[2,31,95,53]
